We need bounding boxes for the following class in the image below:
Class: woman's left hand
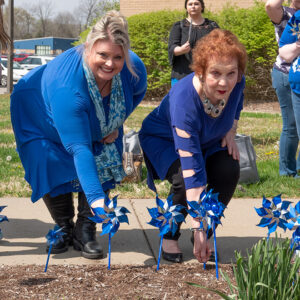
[221,129,239,160]
[101,129,119,144]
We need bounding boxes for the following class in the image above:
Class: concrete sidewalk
[0,197,296,267]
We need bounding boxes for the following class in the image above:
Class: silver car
[19,55,55,70]
[0,58,29,86]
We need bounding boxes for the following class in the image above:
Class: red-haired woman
[139,29,247,263]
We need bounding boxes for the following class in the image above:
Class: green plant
[188,238,300,300]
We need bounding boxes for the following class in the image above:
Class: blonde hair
[84,10,136,77]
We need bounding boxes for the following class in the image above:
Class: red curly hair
[191,29,247,82]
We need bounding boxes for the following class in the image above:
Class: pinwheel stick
[203,230,209,270]
[108,233,111,270]
[44,244,53,272]
[157,236,163,271]
[212,221,219,280]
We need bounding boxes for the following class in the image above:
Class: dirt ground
[0,263,234,299]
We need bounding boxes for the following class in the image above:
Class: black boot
[43,193,75,254]
[73,192,103,259]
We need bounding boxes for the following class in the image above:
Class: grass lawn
[1,94,299,199]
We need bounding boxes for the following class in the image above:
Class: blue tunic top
[279,10,300,93]
[11,45,147,204]
[139,73,244,191]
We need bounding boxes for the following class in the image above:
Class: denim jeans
[291,90,300,139]
[272,67,300,176]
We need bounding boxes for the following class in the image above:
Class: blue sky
[14,0,82,15]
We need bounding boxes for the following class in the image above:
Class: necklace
[201,93,226,118]
[100,79,111,94]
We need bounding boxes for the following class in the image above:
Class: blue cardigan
[11,46,147,204]
[139,73,244,192]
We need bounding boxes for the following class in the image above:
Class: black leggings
[164,150,240,240]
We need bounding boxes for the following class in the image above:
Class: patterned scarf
[83,61,126,184]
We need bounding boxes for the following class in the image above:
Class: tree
[75,0,101,30]
[13,7,35,39]
[32,0,54,37]
[50,12,81,38]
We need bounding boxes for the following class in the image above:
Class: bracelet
[190,227,204,232]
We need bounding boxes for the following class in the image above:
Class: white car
[0,58,29,86]
[19,55,55,70]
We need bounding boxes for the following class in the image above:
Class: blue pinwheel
[147,194,185,271]
[90,194,130,270]
[187,190,226,279]
[284,201,300,257]
[290,17,300,39]
[44,225,65,272]
[0,206,9,240]
[286,201,300,231]
[291,227,300,258]
[255,195,292,240]
[187,191,210,232]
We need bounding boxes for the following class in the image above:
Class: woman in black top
[168,0,219,85]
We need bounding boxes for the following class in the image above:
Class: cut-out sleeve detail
[182,169,195,177]
[173,134,201,153]
[175,127,191,138]
[171,106,207,189]
[178,149,192,157]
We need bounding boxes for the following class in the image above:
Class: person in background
[10,11,147,259]
[266,0,300,178]
[278,9,300,176]
[139,29,247,263]
[168,0,219,86]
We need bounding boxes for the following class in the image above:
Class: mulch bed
[0,263,235,299]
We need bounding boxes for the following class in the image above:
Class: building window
[35,45,51,55]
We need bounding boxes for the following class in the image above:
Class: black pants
[164,150,240,240]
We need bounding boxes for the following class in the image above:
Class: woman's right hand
[90,198,105,215]
[174,42,191,56]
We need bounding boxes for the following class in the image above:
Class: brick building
[120,0,267,17]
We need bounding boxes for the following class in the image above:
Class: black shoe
[208,251,219,262]
[73,236,103,259]
[43,193,75,254]
[162,249,183,263]
[73,192,103,259]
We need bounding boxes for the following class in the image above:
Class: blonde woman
[11,11,147,259]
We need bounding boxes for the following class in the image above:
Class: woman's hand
[192,219,211,262]
[90,198,105,215]
[186,186,206,202]
[222,121,239,160]
[174,42,191,56]
[101,129,119,144]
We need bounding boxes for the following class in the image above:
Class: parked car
[13,53,29,62]
[0,58,29,86]
[19,55,55,70]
